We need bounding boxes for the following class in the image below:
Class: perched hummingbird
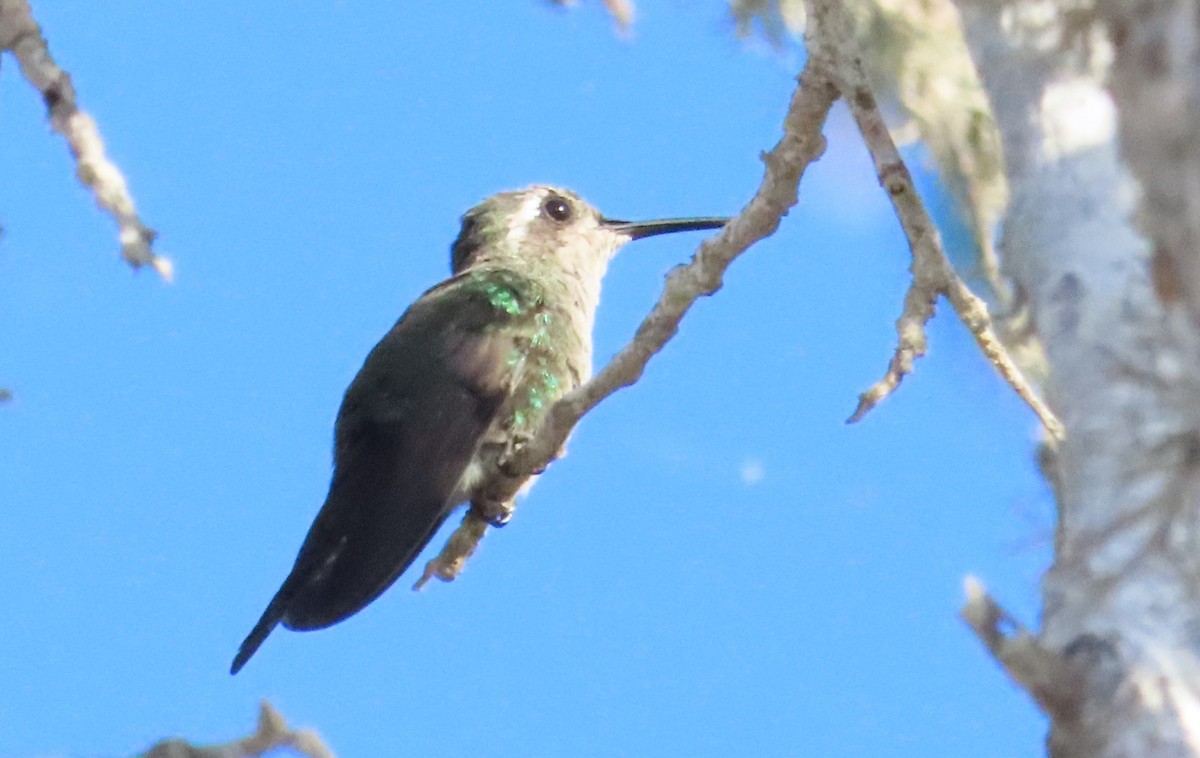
[230,185,727,674]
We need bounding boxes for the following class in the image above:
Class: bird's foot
[474,498,515,528]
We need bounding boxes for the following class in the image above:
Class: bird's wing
[283,281,521,630]
[231,274,528,673]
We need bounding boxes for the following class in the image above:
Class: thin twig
[416,57,841,585]
[140,701,334,758]
[0,0,170,279]
[805,0,1062,439]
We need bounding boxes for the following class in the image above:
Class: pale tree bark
[954,0,1200,754]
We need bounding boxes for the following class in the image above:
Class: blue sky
[1,3,1049,756]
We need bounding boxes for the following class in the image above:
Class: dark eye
[542,196,573,222]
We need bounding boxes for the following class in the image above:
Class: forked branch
[802,0,1061,438]
[417,55,841,585]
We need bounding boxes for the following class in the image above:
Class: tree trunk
[956,0,1200,754]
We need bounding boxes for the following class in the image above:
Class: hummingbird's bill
[601,216,730,240]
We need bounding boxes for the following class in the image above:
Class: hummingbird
[230,185,727,674]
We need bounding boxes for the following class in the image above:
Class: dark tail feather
[230,593,288,675]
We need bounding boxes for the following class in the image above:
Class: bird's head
[450,185,728,277]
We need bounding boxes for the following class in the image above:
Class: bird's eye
[542,196,573,223]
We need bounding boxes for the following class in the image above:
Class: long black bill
[601,216,729,240]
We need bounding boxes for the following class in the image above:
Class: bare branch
[417,56,841,585]
[0,0,171,279]
[960,576,1084,722]
[139,701,334,758]
[804,0,1062,439]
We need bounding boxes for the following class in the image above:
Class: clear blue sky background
[1,3,1050,756]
